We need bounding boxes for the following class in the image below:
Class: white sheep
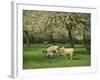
[42,46,59,58]
[59,47,75,59]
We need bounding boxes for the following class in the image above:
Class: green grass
[23,44,91,69]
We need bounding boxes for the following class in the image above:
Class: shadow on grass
[73,57,82,60]
[75,50,90,54]
[23,54,83,65]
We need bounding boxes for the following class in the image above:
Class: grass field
[23,44,91,69]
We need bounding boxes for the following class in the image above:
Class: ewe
[59,47,75,59]
[42,46,59,58]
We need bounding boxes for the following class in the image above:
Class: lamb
[42,46,59,58]
[59,47,75,59]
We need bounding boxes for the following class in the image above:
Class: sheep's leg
[65,55,67,59]
[70,54,73,59]
[50,54,53,58]
[50,53,53,59]
[56,50,58,56]
[66,56,68,59]
[46,54,48,59]
[70,56,73,59]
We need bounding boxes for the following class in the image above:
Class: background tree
[23,10,91,51]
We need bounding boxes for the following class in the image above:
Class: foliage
[23,10,91,50]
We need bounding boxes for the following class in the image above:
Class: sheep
[42,50,56,58]
[42,46,59,58]
[59,47,75,59]
[47,46,59,53]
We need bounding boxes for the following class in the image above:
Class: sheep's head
[58,47,64,55]
[60,47,64,50]
[42,50,48,58]
[42,50,47,54]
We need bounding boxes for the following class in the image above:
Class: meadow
[23,44,91,69]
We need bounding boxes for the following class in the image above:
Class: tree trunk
[24,31,30,47]
[83,33,86,47]
[68,30,74,48]
[83,28,86,47]
[31,35,35,44]
[50,35,55,45]
[85,38,91,51]
[83,28,90,51]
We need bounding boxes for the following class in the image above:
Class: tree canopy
[23,10,91,50]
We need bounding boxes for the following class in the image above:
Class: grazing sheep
[59,47,75,59]
[47,46,59,55]
[42,46,59,58]
[42,50,56,58]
